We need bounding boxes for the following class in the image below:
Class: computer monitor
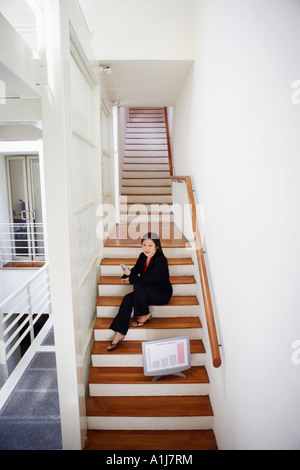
[142,335,191,382]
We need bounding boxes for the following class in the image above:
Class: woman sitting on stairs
[107,232,173,351]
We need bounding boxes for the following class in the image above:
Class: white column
[40,0,102,449]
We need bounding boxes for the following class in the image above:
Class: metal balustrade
[0,263,52,385]
[0,223,45,268]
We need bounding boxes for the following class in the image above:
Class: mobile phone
[120,264,128,270]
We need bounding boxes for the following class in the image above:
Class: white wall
[173,0,300,450]
[0,269,38,301]
[118,106,127,196]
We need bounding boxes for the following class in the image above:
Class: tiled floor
[0,328,62,450]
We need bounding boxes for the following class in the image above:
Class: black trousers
[109,283,172,336]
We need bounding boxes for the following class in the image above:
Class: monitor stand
[151,372,186,383]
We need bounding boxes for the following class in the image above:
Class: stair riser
[122,179,171,186]
[94,328,202,341]
[126,134,167,140]
[130,113,163,116]
[120,203,173,210]
[126,138,167,144]
[87,416,213,431]
[124,151,168,157]
[97,305,200,318]
[129,111,164,116]
[122,187,172,194]
[123,158,169,164]
[91,353,205,368]
[129,114,164,119]
[125,145,168,151]
[129,119,164,123]
[112,224,179,240]
[89,383,209,397]
[129,108,163,112]
[127,123,165,128]
[127,127,166,134]
[120,205,173,214]
[122,171,170,178]
[123,164,170,171]
[98,284,197,296]
[124,195,172,204]
[100,265,195,276]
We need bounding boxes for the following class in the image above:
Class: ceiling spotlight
[99,65,112,74]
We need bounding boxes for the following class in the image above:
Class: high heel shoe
[107,337,125,351]
[132,315,152,327]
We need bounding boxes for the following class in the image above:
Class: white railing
[0,263,52,385]
[0,223,45,268]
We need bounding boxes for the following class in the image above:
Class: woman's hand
[121,278,130,285]
[122,267,131,276]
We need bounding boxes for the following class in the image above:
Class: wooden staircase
[84,108,218,450]
[120,107,173,223]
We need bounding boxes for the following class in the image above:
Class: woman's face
[141,239,157,258]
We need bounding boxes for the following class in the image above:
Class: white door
[6,155,44,262]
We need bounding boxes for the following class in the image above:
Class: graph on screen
[142,336,191,378]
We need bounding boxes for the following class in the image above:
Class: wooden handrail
[164,107,173,177]
[163,111,221,367]
[172,175,222,368]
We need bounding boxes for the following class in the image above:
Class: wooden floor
[1,262,45,269]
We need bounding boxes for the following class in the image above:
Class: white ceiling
[99,60,193,107]
[0,0,195,112]
[78,0,196,107]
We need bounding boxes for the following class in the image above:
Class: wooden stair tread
[84,429,217,450]
[122,185,171,188]
[122,193,171,196]
[88,366,209,384]
[86,395,213,417]
[97,295,199,307]
[100,257,194,266]
[98,275,196,285]
[94,317,201,331]
[94,317,202,330]
[91,339,205,355]
[122,176,170,179]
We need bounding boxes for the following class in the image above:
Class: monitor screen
[142,335,191,380]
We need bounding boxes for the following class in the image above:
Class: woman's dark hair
[141,232,163,254]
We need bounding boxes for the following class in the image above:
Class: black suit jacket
[123,250,173,296]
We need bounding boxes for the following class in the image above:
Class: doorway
[5,156,45,265]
